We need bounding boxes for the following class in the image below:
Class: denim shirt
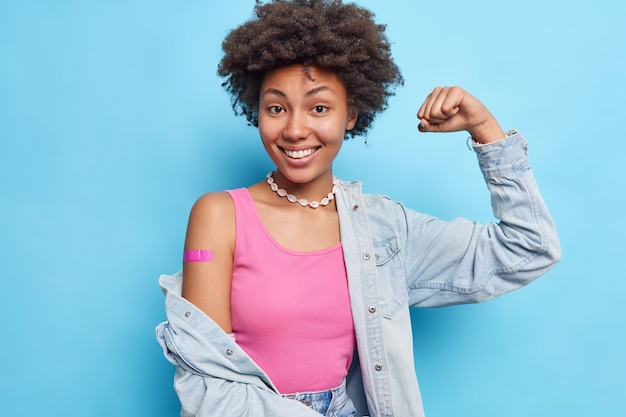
[156,131,561,417]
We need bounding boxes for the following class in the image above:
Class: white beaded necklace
[266,171,338,209]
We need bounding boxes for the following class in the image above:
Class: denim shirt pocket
[374,237,409,319]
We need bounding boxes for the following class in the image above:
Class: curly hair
[218,0,403,138]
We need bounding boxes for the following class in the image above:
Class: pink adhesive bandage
[183,249,214,263]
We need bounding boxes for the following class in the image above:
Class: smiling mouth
[282,147,319,159]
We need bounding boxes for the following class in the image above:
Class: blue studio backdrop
[1,1,624,416]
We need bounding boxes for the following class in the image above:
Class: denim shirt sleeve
[155,272,325,417]
[401,131,562,307]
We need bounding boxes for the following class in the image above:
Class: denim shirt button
[375,364,383,371]
[352,204,359,211]
[363,253,371,260]
[184,311,191,318]
[369,305,377,313]
[225,349,233,356]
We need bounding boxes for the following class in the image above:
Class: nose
[282,112,310,141]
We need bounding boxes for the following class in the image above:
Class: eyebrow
[261,86,336,99]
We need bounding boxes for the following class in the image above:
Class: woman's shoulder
[188,191,236,226]
[193,190,234,208]
[335,177,398,208]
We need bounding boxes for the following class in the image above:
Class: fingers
[417,86,465,132]
[416,86,503,140]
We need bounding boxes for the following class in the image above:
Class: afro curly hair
[218,0,403,138]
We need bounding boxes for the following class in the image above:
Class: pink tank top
[227,188,355,394]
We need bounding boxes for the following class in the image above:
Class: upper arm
[181,192,235,333]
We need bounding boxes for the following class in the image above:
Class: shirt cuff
[473,129,530,179]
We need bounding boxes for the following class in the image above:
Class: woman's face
[258,64,357,186]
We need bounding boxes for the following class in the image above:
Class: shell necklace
[266,171,337,209]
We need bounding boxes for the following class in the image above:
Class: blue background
[1,1,624,416]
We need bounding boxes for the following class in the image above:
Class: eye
[312,105,328,114]
[268,105,284,114]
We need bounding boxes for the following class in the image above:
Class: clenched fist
[417,86,506,144]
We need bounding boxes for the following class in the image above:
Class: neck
[267,170,337,209]
[273,169,334,197]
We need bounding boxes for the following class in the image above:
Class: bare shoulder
[189,191,235,222]
[186,191,235,245]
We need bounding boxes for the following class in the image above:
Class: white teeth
[285,148,316,159]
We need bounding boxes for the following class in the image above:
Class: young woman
[156,2,561,416]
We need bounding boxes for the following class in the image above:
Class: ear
[345,109,358,131]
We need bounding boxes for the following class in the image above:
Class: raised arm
[181,192,235,333]
[396,87,562,306]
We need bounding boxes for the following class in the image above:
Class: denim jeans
[281,379,357,417]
